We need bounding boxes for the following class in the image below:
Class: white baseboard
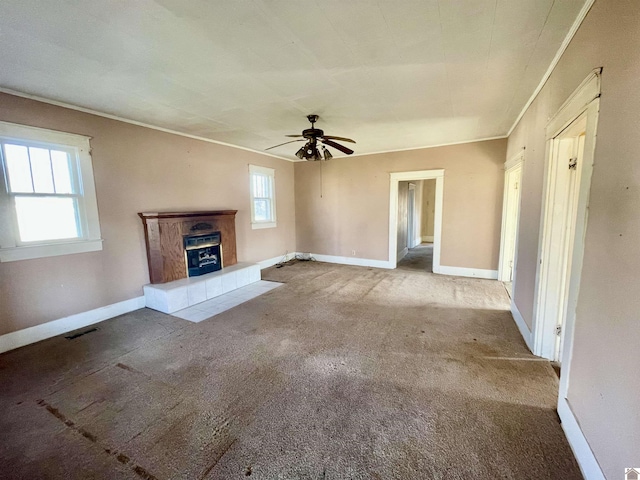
[398,247,409,261]
[310,253,393,269]
[257,252,296,269]
[510,299,533,351]
[557,397,605,480]
[422,236,434,242]
[0,296,145,354]
[438,265,498,280]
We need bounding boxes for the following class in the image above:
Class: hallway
[397,243,434,272]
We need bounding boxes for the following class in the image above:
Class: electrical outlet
[351,250,356,256]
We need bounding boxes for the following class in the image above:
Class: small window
[0,121,102,261]
[249,165,276,229]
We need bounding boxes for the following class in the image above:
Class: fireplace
[184,232,222,276]
[138,210,237,284]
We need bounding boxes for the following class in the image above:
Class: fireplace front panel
[184,232,222,277]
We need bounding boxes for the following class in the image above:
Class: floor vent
[65,328,99,340]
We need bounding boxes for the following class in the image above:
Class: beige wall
[0,93,295,336]
[295,139,506,269]
[507,0,640,476]
[421,179,436,238]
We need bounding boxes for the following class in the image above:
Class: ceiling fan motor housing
[302,128,324,139]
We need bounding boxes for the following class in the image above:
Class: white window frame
[249,164,276,229]
[0,121,102,262]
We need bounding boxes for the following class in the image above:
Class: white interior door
[499,160,523,282]
[407,184,416,248]
[555,130,586,362]
[535,113,588,363]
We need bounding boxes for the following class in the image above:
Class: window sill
[0,239,103,262]
[251,222,277,230]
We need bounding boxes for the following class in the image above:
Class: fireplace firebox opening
[184,232,222,277]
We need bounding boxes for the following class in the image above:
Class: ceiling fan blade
[321,135,356,144]
[321,139,354,155]
[285,134,305,138]
[265,139,305,151]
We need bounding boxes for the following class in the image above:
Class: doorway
[532,70,600,371]
[498,153,524,290]
[389,170,444,271]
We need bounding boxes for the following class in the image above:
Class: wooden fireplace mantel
[138,210,238,284]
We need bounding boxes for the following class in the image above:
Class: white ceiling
[0,0,587,159]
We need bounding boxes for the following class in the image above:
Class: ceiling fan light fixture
[266,115,355,159]
[306,145,319,161]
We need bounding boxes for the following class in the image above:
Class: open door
[499,154,524,283]
[407,183,416,249]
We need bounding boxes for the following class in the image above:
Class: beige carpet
[0,260,582,479]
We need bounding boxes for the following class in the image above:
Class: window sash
[249,165,276,227]
[1,141,79,196]
[0,121,102,260]
[12,195,82,244]
[1,139,86,245]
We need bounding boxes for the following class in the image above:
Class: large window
[249,164,276,229]
[0,121,102,261]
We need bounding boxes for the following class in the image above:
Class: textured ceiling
[0,0,587,160]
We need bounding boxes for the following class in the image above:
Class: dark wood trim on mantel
[138,210,238,284]
[139,210,238,220]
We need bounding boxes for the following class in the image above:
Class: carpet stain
[133,465,159,480]
[115,362,142,374]
[198,438,237,480]
[77,427,97,443]
[37,398,160,480]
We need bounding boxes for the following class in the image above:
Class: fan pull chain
[320,160,323,198]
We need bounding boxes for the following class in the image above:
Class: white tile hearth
[172,281,283,323]
[143,262,262,314]
[187,282,207,305]
[205,276,223,298]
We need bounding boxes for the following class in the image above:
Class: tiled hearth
[143,262,268,314]
[172,280,282,322]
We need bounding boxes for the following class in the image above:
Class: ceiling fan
[266,114,355,160]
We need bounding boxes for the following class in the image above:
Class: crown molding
[507,0,597,137]
[0,87,293,162]
[344,135,508,159]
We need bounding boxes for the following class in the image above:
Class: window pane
[51,150,73,194]
[254,199,270,221]
[15,196,79,242]
[253,175,262,197]
[4,144,33,193]
[254,174,271,198]
[29,147,55,193]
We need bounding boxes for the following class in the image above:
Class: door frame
[498,151,525,282]
[389,170,444,270]
[531,69,601,371]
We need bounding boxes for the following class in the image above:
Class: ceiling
[0,0,588,160]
